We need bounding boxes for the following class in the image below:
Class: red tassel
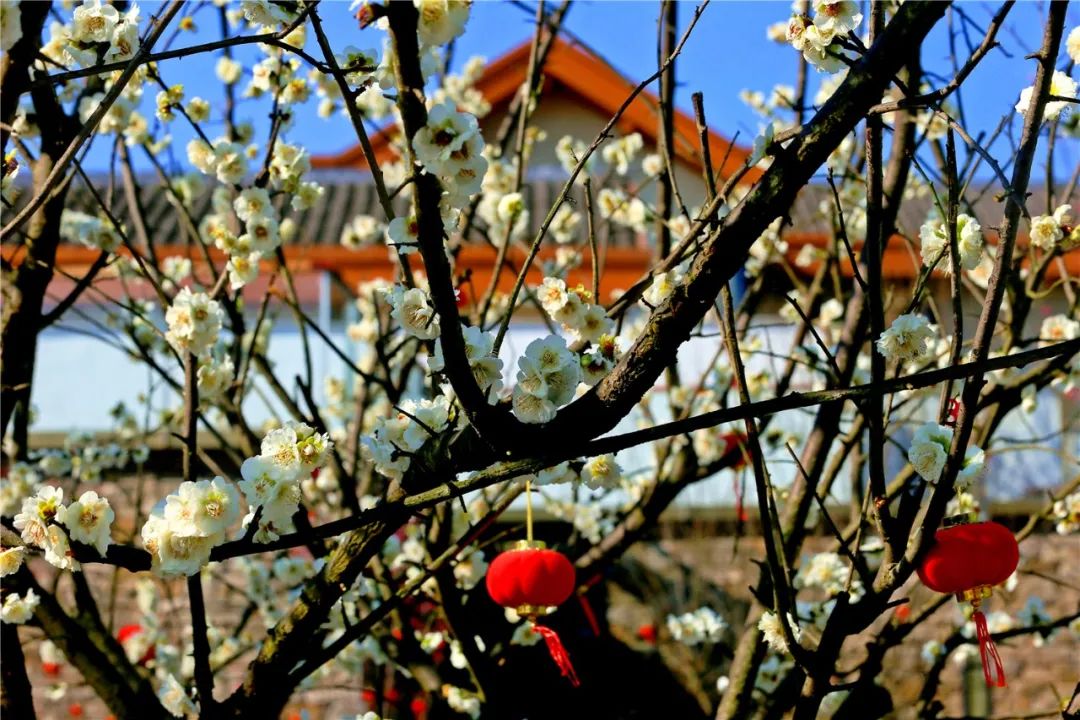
[532,624,580,687]
[973,609,1006,687]
[577,594,600,638]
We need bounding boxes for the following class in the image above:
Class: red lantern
[917,517,1019,687]
[486,540,579,686]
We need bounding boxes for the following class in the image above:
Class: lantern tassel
[532,623,580,687]
[973,608,1006,687]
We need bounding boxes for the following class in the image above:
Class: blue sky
[82,1,1078,178]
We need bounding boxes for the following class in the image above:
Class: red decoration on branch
[116,623,155,666]
[945,398,962,426]
[917,517,1019,687]
[486,541,580,686]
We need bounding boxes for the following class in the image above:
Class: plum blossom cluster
[601,132,644,175]
[795,551,863,600]
[785,0,862,73]
[597,187,648,233]
[413,101,488,208]
[1,589,40,625]
[511,336,583,424]
[12,486,115,570]
[538,277,614,345]
[666,607,728,646]
[141,478,241,576]
[429,325,504,402]
[918,213,984,272]
[1028,204,1076,252]
[60,209,123,253]
[361,396,453,481]
[907,422,985,487]
[240,421,333,542]
[66,0,141,66]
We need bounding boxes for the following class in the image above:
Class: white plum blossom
[0,547,26,577]
[241,0,293,28]
[1052,491,1079,535]
[642,269,685,307]
[907,423,984,486]
[164,478,241,539]
[216,56,243,84]
[414,102,480,170]
[666,607,728,646]
[1,589,39,625]
[159,673,198,718]
[233,188,273,223]
[197,356,235,403]
[141,511,216,577]
[414,0,471,47]
[72,0,120,43]
[908,423,950,483]
[1068,26,1080,64]
[165,288,224,357]
[918,213,984,271]
[758,611,802,654]
[787,11,848,74]
[387,285,441,340]
[1040,314,1079,345]
[335,46,379,86]
[43,525,79,571]
[226,252,260,290]
[385,215,420,254]
[453,549,488,591]
[875,313,934,364]
[812,1,862,35]
[580,454,622,491]
[1028,205,1072,251]
[1015,70,1078,121]
[238,456,302,542]
[13,485,64,549]
[58,490,114,555]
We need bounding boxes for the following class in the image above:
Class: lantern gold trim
[515,604,555,619]
[511,540,547,551]
[956,584,993,604]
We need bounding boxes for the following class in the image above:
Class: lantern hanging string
[526,477,534,544]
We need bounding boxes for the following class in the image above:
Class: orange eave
[10,236,1077,312]
[312,37,756,182]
